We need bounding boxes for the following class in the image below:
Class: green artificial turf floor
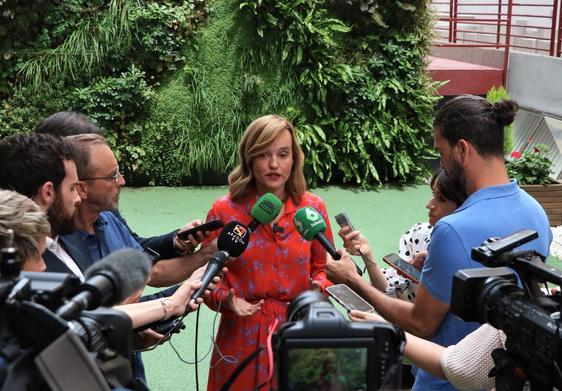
[119,185,561,390]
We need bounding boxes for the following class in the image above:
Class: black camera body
[274,291,404,391]
[450,229,562,391]
[0,271,136,391]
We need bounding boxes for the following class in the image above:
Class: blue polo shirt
[414,180,552,391]
[77,211,142,262]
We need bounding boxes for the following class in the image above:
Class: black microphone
[56,248,151,320]
[189,221,250,304]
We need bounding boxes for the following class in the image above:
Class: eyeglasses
[81,170,123,183]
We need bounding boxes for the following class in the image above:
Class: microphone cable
[195,305,200,391]
[164,293,237,389]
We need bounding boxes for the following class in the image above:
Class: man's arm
[326,251,449,338]
[148,241,218,287]
[113,209,186,259]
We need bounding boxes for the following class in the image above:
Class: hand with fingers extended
[338,226,373,258]
[174,219,209,254]
[348,310,387,323]
[224,288,264,317]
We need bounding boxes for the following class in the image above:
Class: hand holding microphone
[294,207,363,276]
[138,221,251,335]
[248,192,283,232]
[188,221,251,306]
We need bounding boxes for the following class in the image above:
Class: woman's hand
[410,250,427,271]
[338,226,373,257]
[168,267,227,317]
[224,288,264,316]
[348,310,387,323]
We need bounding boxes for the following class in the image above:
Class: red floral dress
[203,191,333,391]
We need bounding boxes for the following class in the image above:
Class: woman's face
[252,129,294,200]
[426,182,458,226]
[22,236,47,272]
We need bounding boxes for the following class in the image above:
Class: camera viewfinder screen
[287,347,367,390]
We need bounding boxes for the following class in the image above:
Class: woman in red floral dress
[203,114,333,390]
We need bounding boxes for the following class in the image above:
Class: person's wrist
[348,271,364,286]
[160,298,173,320]
[362,248,374,259]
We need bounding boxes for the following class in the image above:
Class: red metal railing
[432,0,562,83]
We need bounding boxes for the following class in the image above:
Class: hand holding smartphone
[176,219,224,241]
[334,212,356,231]
[382,253,422,283]
[326,283,374,313]
[334,212,364,275]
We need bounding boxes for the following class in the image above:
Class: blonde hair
[0,190,50,264]
[228,114,307,203]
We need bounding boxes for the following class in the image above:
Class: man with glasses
[62,133,215,287]
[36,111,198,262]
[62,133,217,384]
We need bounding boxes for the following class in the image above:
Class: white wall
[508,51,562,117]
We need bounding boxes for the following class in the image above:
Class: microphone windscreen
[217,221,250,257]
[251,193,282,225]
[293,207,327,241]
[85,248,151,305]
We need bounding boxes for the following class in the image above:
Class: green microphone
[294,207,363,275]
[294,206,341,260]
[249,193,283,232]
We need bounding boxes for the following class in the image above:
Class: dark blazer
[58,234,95,270]
[43,238,94,274]
[112,209,179,259]
[43,249,76,274]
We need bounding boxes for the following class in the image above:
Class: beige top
[441,324,506,390]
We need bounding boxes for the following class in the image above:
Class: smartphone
[176,219,224,241]
[143,247,161,265]
[334,212,355,231]
[382,253,422,283]
[334,212,364,275]
[326,284,374,313]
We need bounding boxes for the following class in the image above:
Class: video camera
[274,291,404,391]
[0,234,146,391]
[450,229,562,391]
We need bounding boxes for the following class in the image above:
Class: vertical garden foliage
[0,0,438,187]
[239,0,439,187]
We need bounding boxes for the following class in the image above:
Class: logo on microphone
[258,200,275,214]
[233,224,248,238]
[306,208,320,222]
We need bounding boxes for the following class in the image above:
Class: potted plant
[507,144,562,226]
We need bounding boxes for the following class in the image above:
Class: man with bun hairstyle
[327,95,552,390]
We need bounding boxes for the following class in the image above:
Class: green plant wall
[0,0,439,187]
